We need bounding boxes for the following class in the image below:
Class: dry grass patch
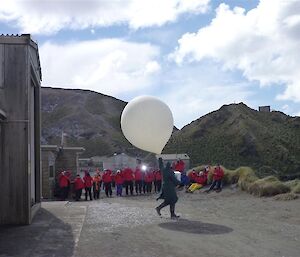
[248,176,290,197]
[284,179,300,194]
[274,193,298,201]
[190,165,298,199]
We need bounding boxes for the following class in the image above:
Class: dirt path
[0,188,299,257]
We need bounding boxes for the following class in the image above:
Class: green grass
[164,103,300,178]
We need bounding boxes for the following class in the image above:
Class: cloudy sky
[1,0,299,128]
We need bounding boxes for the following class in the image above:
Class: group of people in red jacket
[185,164,224,193]
[59,166,163,201]
[58,162,225,201]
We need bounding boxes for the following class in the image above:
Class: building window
[49,166,54,178]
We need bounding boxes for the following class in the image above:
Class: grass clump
[236,167,258,191]
[190,165,299,198]
[284,179,300,194]
[248,176,290,197]
[274,193,298,201]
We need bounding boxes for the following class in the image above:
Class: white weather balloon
[121,96,174,154]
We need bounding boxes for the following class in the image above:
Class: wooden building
[0,34,42,225]
[41,145,85,199]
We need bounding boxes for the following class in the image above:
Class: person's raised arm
[158,158,164,171]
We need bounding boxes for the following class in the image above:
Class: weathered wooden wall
[41,150,55,199]
[0,35,41,225]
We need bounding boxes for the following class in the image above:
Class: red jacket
[83,175,93,187]
[59,174,69,188]
[115,173,124,185]
[195,174,207,185]
[144,173,153,183]
[123,168,134,181]
[175,160,185,172]
[149,172,154,182]
[102,171,112,183]
[111,173,115,182]
[155,170,162,181]
[74,177,85,190]
[188,171,197,182]
[134,168,143,181]
[213,167,224,180]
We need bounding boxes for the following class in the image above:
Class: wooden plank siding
[0,35,41,225]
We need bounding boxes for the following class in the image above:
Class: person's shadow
[158,218,233,235]
[0,208,75,257]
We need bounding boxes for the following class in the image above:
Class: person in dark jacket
[155,158,181,219]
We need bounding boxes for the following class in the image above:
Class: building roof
[0,35,42,80]
[41,145,85,152]
[156,153,190,160]
[0,108,7,120]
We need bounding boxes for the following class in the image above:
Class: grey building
[155,153,190,171]
[79,153,139,174]
[259,106,271,112]
[0,34,42,225]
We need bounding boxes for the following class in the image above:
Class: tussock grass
[248,176,290,197]
[284,179,300,194]
[274,193,298,201]
[191,165,298,198]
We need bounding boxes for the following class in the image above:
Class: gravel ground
[0,188,299,257]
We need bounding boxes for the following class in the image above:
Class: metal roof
[41,145,85,152]
[156,153,190,160]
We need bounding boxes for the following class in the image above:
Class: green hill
[163,103,300,179]
[41,88,300,178]
[41,87,146,158]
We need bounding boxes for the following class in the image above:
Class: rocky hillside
[164,103,300,178]
[41,88,300,178]
[41,87,145,158]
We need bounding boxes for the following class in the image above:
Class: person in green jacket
[155,158,181,219]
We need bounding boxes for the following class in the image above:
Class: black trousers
[156,201,177,217]
[75,189,82,201]
[146,182,152,193]
[209,179,222,191]
[61,187,69,200]
[85,187,92,200]
[125,181,134,195]
[155,180,162,192]
[135,180,142,194]
[143,182,146,194]
[93,189,100,199]
[104,182,112,197]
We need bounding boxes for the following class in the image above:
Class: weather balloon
[121,95,173,154]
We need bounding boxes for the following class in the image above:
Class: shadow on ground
[158,219,233,235]
[0,208,75,257]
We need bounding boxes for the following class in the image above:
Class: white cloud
[151,63,253,128]
[171,0,300,103]
[0,0,210,34]
[40,38,161,95]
